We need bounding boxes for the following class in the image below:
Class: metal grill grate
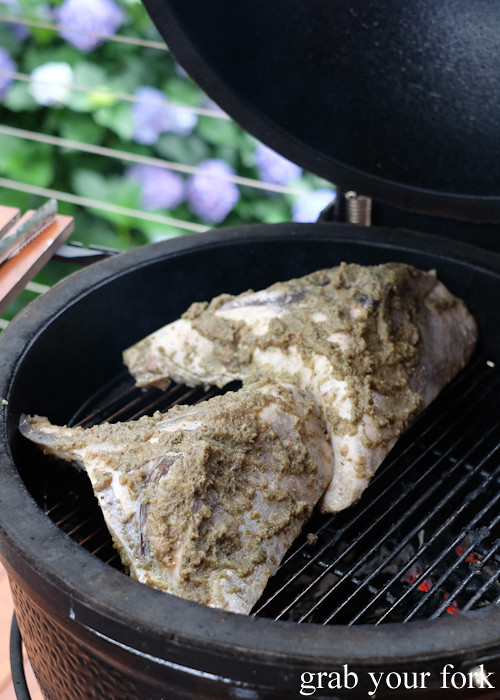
[38,354,500,625]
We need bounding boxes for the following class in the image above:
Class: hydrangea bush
[0,0,335,317]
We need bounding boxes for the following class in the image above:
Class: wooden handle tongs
[0,199,74,315]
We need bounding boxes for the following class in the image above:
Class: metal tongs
[0,199,58,266]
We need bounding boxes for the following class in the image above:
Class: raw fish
[124,263,478,512]
[20,380,332,614]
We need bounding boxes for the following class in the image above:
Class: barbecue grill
[1,2,500,699]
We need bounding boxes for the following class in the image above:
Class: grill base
[9,576,241,700]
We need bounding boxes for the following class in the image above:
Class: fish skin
[123,263,478,513]
[19,380,333,614]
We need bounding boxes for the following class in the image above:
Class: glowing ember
[404,566,433,592]
[444,594,460,615]
[404,564,462,615]
[417,579,432,593]
[455,544,483,565]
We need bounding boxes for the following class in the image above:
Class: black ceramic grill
[34,352,499,628]
[3,1,500,698]
[1,224,500,699]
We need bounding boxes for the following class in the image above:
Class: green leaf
[164,76,201,107]
[0,133,54,187]
[29,26,56,46]
[107,178,141,209]
[26,156,54,187]
[237,196,291,224]
[2,83,38,112]
[155,132,210,167]
[0,189,32,212]
[68,61,114,112]
[72,61,111,89]
[196,116,244,149]
[114,56,145,93]
[22,44,79,73]
[133,218,190,243]
[239,134,261,168]
[0,27,23,56]
[94,102,134,140]
[72,169,141,230]
[69,211,125,251]
[72,169,128,203]
[59,113,106,145]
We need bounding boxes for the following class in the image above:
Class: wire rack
[23,352,496,626]
[0,4,334,327]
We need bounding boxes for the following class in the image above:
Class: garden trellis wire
[0,4,335,326]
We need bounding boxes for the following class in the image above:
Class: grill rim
[1,222,500,677]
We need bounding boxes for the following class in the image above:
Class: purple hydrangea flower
[0,0,30,39]
[57,0,124,52]
[187,159,240,224]
[131,86,197,145]
[125,165,186,211]
[0,47,17,101]
[292,189,336,222]
[168,106,197,136]
[132,87,169,145]
[254,143,302,185]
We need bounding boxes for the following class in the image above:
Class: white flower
[292,189,336,222]
[29,62,73,107]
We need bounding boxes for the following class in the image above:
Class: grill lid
[142,0,500,224]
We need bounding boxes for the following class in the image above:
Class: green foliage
[0,132,55,186]
[0,0,333,322]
